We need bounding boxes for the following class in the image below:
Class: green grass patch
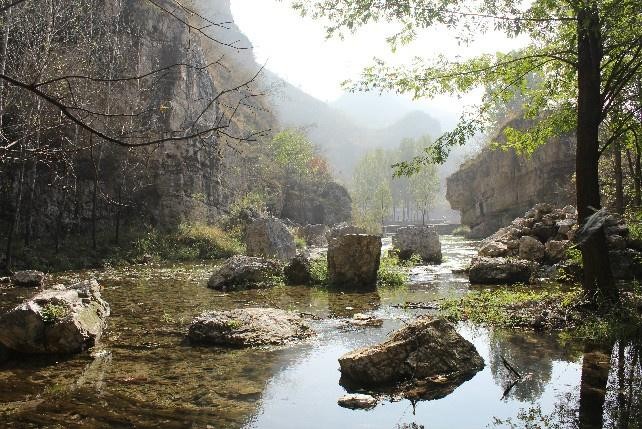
[377,255,410,287]
[41,303,70,324]
[133,223,244,262]
[440,285,642,342]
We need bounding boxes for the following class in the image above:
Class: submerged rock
[207,255,283,291]
[0,279,110,355]
[469,257,535,284]
[328,234,381,290]
[11,270,45,287]
[347,313,384,328]
[392,226,442,263]
[338,317,483,398]
[337,394,378,410]
[187,308,313,347]
[246,217,296,261]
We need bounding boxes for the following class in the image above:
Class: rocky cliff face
[446,124,575,238]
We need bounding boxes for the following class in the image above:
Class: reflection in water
[489,330,583,402]
[580,344,613,429]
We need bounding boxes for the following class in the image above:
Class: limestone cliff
[446,123,575,238]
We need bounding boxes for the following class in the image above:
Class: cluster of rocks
[210,216,384,292]
[188,307,313,347]
[469,203,642,284]
[0,279,110,356]
[339,317,484,400]
[392,226,442,263]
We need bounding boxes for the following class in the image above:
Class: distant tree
[352,148,393,232]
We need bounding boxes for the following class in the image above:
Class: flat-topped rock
[0,279,110,355]
[328,234,381,290]
[187,307,313,347]
[392,226,442,263]
[207,255,283,291]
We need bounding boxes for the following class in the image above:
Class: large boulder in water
[469,257,535,284]
[0,279,110,355]
[328,234,381,290]
[207,255,283,291]
[392,226,442,263]
[245,217,296,261]
[188,307,313,347]
[11,270,45,287]
[338,317,484,398]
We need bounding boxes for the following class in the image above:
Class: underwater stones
[327,234,381,290]
[11,270,45,287]
[337,394,377,410]
[187,307,313,347]
[245,217,296,261]
[468,257,535,284]
[0,279,110,355]
[207,255,283,291]
[338,317,483,393]
[392,226,442,263]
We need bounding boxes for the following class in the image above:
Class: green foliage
[565,246,583,267]
[41,303,70,324]
[226,319,244,330]
[294,0,642,178]
[377,256,409,287]
[310,257,329,286]
[133,223,243,262]
[294,236,307,249]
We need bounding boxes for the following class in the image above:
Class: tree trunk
[576,6,615,301]
[614,140,624,214]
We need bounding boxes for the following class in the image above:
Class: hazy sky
[230,0,528,123]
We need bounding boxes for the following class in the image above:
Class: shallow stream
[0,236,639,428]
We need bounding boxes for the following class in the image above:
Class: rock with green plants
[470,204,642,284]
[187,307,314,347]
[0,279,110,355]
[207,255,285,291]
